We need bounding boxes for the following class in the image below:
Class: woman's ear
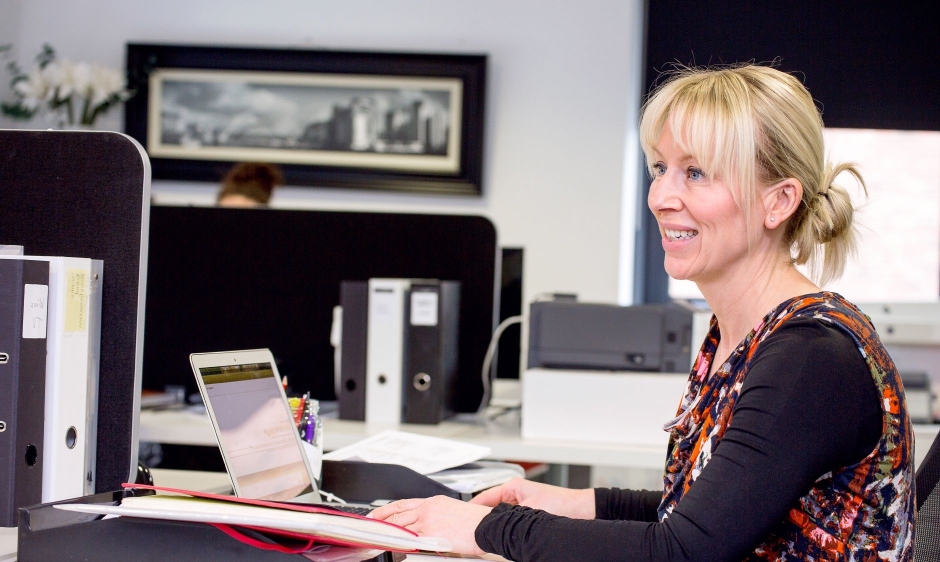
[764,178,803,230]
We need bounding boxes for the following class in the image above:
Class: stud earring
[770,217,776,223]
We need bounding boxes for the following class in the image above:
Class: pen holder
[301,440,324,485]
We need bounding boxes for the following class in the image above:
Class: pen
[294,395,306,426]
[303,410,315,443]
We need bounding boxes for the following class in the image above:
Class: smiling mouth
[665,228,699,242]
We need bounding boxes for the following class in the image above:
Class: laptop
[189,349,372,513]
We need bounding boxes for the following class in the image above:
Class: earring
[770,217,776,223]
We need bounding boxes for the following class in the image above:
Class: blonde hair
[639,64,866,286]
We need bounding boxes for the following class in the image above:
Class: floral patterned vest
[658,292,914,561]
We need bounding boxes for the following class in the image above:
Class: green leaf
[36,43,56,69]
[1,102,36,120]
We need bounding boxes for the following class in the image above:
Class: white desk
[139,408,671,470]
[138,408,940,470]
[0,527,15,562]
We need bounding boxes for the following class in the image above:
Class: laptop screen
[198,362,313,501]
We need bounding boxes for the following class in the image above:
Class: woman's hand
[469,478,596,519]
[370,495,492,556]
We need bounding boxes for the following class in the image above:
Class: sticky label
[371,288,398,323]
[22,284,49,339]
[410,291,439,326]
[65,268,89,333]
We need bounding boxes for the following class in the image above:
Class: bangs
[639,69,760,207]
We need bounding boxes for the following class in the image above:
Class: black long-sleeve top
[475,318,883,562]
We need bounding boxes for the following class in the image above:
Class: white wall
[0,0,21,105]
[2,0,644,307]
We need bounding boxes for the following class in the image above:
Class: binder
[0,256,103,502]
[339,281,368,421]
[0,258,49,527]
[365,279,411,424]
[403,281,461,424]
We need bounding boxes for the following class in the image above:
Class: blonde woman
[372,65,915,561]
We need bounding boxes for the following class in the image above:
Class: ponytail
[789,163,867,287]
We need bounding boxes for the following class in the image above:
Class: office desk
[138,408,940,470]
[139,408,671,470]
[0,527,14,562]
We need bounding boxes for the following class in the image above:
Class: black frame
[125,43,487,195]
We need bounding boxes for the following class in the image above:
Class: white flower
[89,64,127,108]
[40,61,75,102]
[12,68,49,111]
[3,45,132,125]
[71,62,93,96]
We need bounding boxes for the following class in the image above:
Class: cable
[477,315,525,413]
[318,490,347,504]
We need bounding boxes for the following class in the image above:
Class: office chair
[915,429,940,561]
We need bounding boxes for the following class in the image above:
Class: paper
[64,268,89,333]
[22,283,48,339]
[410,291,439,326]
[56,495,451,552]
[427,462,524,494]
[322,430,491,475]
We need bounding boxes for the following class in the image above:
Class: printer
[527,300,699,373]
[528,301,696,373]
[521,299,703,447]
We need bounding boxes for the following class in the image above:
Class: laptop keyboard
[326,504,374,516]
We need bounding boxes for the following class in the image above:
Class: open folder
[53,484,451,554]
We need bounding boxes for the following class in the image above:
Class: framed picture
[125,44,487,195]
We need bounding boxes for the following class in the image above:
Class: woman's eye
[687,167,705,181]
[651,162,666,177]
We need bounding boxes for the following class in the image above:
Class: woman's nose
[647,174,681,214]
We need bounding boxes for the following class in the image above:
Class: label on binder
[22,283,49,338]
[410,292,439,326]
[65,268,89,333]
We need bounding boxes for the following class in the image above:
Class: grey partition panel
[144,206,497,413]
[0,130,150,493]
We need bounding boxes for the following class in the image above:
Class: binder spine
[84,260,103,495]
[338,281,368,421]
[403,281,460,425]
[37,257,103,502]
[0,259,49,527]
[365,279,410,424]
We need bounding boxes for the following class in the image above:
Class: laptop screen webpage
[198,362,312,501]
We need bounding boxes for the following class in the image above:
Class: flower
[1,44,133,127]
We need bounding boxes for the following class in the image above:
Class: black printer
[527,300,697,373]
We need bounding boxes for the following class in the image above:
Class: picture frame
[125,44,487,195]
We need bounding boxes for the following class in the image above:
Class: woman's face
[647,124,760,285]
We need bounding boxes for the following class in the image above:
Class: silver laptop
[189,349,371,513]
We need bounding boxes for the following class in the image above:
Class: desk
[0,527,15,562]
[139,408,671,470]
[138,408,940,471]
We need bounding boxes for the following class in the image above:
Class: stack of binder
[0,258,49,527]
[338,278,460,425]
[0,254,103,527]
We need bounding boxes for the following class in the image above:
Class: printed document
[322,430,491,475]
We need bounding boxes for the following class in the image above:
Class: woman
[371,65,915,561]
[216,162,283,207]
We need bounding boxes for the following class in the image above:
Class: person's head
[217,162,284,207]
[640,64,864,286]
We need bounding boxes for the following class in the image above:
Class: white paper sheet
[322,430,491,475]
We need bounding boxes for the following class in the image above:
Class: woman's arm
[594,488,662,521]
[469,319,881,561]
